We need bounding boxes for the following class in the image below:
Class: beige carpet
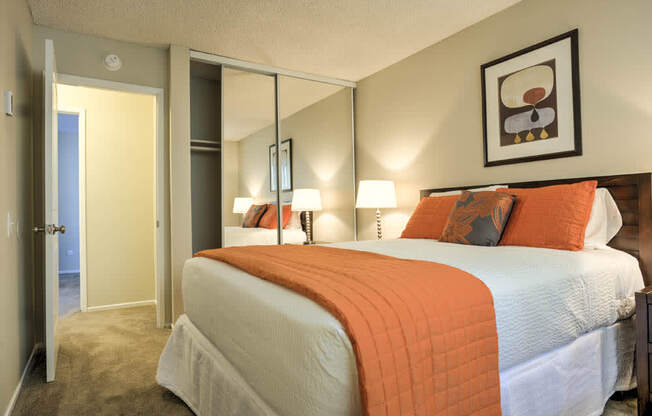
[11,304,636,415]
[12,306,193,415]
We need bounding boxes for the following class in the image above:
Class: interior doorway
[57,110,83,318]
[54,75,166,327]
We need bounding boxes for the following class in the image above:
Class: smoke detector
[103,54,122,71]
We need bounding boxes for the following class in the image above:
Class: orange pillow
[400,195,459,239]
[258,204,292,229]
[497,180,597,251]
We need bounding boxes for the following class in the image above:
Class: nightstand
[636,286,652,415]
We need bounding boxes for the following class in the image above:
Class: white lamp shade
[233,197,254,214]
[356,180,397,208]
[291,189,322,211]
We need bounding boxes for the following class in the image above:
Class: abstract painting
[482,30,581,166]
[269,138,293,192]
[498,59,558,145]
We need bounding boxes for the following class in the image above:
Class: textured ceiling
[33,0,520,141]
[28,0,520,82]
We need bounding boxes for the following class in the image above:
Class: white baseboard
[85,299,156,312]
[3,343,42,416]
[58,269,80,275]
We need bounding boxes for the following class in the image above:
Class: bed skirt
[157,314,278,416]
[157,315,636,416]
[500,317,636,416]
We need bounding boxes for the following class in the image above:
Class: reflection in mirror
[279,76,355,244]
[222,68,283,246]
[222,69,356,247]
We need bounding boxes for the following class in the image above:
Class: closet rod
[190,146,221,153]
[190,139,220,145]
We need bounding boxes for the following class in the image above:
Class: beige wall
[0,0,34,412]
[223,141,241,226]
[169,45,191,321]
[58,84,156,307]
[237,127,275,201]
[33,26,168,89]
[355,0,652,240]
[238,88,355,242]
[31,26,172,325]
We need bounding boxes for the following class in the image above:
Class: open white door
[42,38,64,382]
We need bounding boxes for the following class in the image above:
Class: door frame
[56,73,167,328]
[57,107,87,311]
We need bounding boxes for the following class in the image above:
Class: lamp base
[376,208,382,240]
[304,211,314,244]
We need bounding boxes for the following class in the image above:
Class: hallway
[58,273,79,318]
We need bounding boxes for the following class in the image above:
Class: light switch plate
[6,212,14,238]
[4,91,14,116]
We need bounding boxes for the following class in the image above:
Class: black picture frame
[481,29,582,167]
[269,138,293,192]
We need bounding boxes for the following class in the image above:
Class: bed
[158,173,652,416]
[223,226,307,247]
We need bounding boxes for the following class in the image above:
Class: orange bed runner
[196,245,501,416]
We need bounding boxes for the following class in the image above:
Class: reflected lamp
[291,189,322,244]
[233,197,254,214]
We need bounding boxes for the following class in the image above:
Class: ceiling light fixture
[103,54,122,71]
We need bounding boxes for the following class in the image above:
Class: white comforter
[181,239,643,416]
[223,226,306,247]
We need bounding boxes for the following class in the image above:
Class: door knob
[32,224,65,234]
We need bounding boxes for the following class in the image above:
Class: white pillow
[584,188,623,249]
[429,185,507,197]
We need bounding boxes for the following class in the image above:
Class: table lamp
[291,189,322,244]
[233,197,254,219]
[356,180,397,240]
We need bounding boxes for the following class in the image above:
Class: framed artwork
[481,29,582,167]
[269,138,293,192]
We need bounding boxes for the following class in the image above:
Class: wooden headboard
[421,173,652,285]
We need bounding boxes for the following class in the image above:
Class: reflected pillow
[242,204,268,228]
[258,204,292,229]
[285,211,303,230]
[440,191,515,246]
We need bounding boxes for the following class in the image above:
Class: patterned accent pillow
[242,204,268,228]
[440,191,515,246]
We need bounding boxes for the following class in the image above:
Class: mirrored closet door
[190,50,357,249]
[278,76,355,244]
[222,68,282,247]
